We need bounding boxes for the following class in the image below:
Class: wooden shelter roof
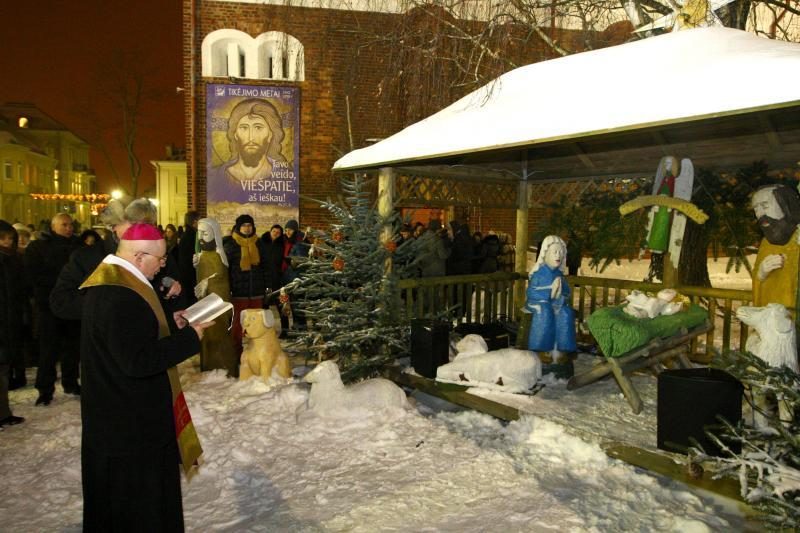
[333,28,800,182]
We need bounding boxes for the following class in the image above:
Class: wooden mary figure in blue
[526,235,577,357]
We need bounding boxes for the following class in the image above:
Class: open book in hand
[183,293,233,326]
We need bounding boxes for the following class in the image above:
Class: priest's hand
[174,310,189,329]
[758,253,785,281]
[191,321,215,340]
[165,280,182,299]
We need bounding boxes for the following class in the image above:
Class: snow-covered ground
[3,354,747,532]
[1,257,755,531]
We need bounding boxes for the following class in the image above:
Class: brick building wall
[183,1,622,238]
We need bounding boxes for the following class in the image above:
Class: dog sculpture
[239,308,292,381]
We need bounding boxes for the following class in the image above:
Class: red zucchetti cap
[121,223,162,241]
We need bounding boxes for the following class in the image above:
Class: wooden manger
[567,321,713,414]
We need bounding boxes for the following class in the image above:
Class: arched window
[202,29,304,81]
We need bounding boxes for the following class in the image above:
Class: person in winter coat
[417,220,450,278]
[282,219,310,332]
[177,211,200,306]
[24,213,81,406]
[50,199,182,323]
[79,223,212,531]
[446,221,473,318]
[223,214,270,356]
[261,224,289,335]
[446,221,473,276]
[0,221,27,427]
[471,232,483,273]
[478,232,501,274]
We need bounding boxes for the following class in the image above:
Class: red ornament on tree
[384,240,397,253]
[279,292,290,304]
[332,257,345,271]
[332,231,345,243]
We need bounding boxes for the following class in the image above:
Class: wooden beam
[382,366,521,421]
[396,165,519,183]
[758,114,782,151]
[571,142,596,169]
[515,178,530,313]
[378,167,395,276]
[603,444,748,505]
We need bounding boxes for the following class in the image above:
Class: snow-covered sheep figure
[736,303,797,428]
[623,289,683,319]
[436,334,542,393]
[737,303,798,372]
[454,334,489,357]
[303,360,409,415]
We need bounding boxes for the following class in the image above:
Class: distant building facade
[151,145,189,229]
[0,102,96,228]
[182,0,623,234]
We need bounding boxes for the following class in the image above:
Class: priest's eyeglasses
[137,251,168,264]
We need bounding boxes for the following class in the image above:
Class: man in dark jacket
[79,223,211,531]
[24,213,81,406]
[0,221,26,427]
[223,214,269,355]
[177,210,200,306]
[446,220,474,319]
[50,198,180,321]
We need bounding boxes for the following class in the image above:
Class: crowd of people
[0,202,516,530]
[400,219,505,279]
[0,203,315,420]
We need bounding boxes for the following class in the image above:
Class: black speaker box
[410,319,450,379]
[657,368,743,456]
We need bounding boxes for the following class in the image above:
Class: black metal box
[410,319,450,379]
[657,368,743,456]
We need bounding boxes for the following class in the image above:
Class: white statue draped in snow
[302,360,409,417]
[436,334,542,393]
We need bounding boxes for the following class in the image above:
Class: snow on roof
[333,27,800,171]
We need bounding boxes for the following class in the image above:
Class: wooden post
[378,167,395,276]
[662,251,677,288]
[514,178,530,314]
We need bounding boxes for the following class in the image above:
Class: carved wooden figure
[239,308,292,382]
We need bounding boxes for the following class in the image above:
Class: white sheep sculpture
[436,334,542,393]
[303,360,409,415]
[737,303,798,373]
[736,303,797,427]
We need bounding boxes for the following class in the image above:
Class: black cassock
[80,283,200,532]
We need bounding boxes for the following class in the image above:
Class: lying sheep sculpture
[436,334,542,393]
[303,360,409,415]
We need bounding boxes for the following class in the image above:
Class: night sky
[0,1,184,195]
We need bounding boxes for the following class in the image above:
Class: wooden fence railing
[398,272,753,361]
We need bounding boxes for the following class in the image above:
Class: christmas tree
[702,350,800,529]
[282,175,421,381]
